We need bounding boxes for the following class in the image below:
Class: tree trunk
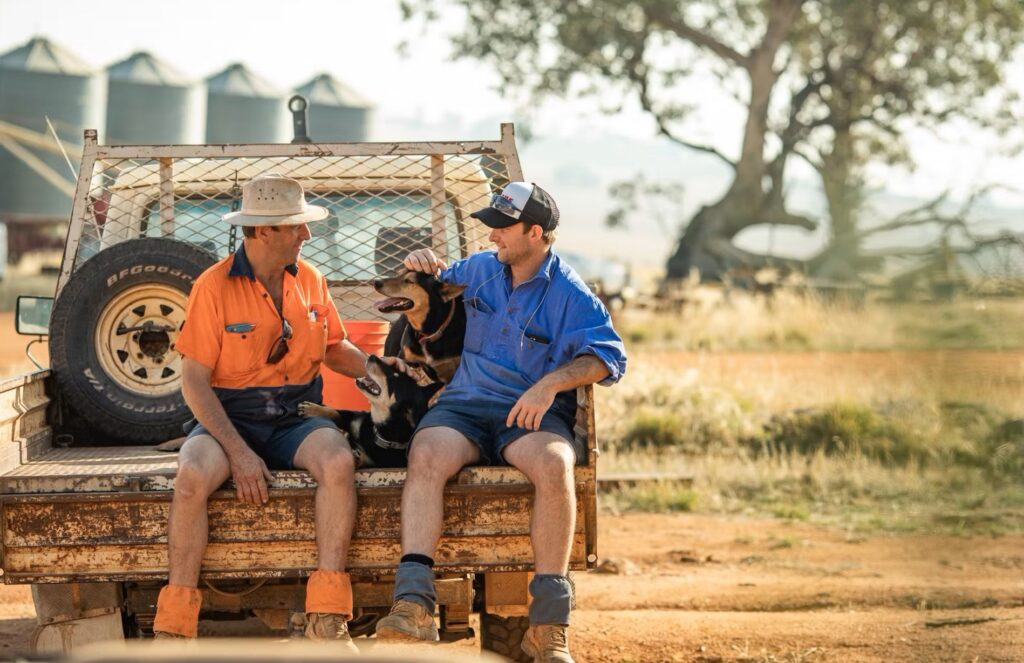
[664,0,808,282]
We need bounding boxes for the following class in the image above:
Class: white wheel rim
[95,284,187,397]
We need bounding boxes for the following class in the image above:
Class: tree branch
[856,184,1014,240]
[643,6,751,69]
[760,208,817,230]
[627,20,738,170]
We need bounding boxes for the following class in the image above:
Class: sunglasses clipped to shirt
[267,318,293,364]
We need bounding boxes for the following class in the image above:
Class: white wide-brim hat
[222,173,329,226]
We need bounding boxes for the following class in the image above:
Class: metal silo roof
[205,63,287,143]
[105,51,205,145]
[107,51,192,86]
[294,73,373,109]
[0,36,104,219]
[206,63,282,98]
[0,36,93,75]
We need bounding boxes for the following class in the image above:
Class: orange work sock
[152,584,202,637]
[305,569,353,619]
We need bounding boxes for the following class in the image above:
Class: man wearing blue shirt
[376,182,627,663]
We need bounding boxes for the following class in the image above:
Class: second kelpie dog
[374,269,466,384]
[298,355,442,468]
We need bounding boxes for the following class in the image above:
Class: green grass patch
[619,408,687,450]
[603,481,698,513]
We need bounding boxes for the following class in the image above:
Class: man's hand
[405,249,447,275]
[506,381,558,431]
[228,447,274,505]
[378,355,435,386]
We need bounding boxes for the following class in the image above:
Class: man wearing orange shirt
[152,174,367,650]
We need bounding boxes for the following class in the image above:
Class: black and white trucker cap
[470,182,560,231]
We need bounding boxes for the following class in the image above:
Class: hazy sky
[2,0,1022,270]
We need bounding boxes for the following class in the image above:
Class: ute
[0,122,599,659]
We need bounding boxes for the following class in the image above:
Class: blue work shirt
[438,250,627,417]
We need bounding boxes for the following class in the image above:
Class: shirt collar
[229,244,299,280]
[500,249,557,285]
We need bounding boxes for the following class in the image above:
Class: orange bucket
[321,319,390,410]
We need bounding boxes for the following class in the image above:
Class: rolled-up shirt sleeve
[440,257,470,285]
[562,292,627,386]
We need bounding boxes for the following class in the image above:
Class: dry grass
[598,296,1024,532]
[619,291,1024,352]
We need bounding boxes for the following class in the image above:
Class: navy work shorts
[186,415,337,470]
[415,399,576,466]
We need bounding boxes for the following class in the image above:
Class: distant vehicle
[558,249,631,306]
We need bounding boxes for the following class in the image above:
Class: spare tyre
[50,238,218,443]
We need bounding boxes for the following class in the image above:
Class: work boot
[305,612,359,654]
[374,599,439,641]
[521,624,574,663]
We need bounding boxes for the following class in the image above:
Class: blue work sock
[393,560,437,614]
[528,574,572,625]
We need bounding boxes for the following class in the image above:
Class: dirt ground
[0,513,1020,662]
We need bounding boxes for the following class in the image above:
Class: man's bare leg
[293,427,359,648]
[154,435,231,637]
[376,426,478,641]
[293,427,357,570]
[504,432,577,661]
[503,432,576,574]
[167,435,232,586]
[401,426,480,556]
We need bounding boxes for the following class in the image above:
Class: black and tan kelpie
[299,355,442,468]
[373,269,467,385]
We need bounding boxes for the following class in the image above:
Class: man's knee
[320,446,355,482]
[175,458,221,501]
[532,445,574,489]
[296,427,354,480]
[407,431,468,481]
[173,436,229,502]
[407,439,442,475]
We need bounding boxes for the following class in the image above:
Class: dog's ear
[440,283,467,302]
[422,381,445,400]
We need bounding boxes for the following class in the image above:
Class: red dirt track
[0,513,1021,661]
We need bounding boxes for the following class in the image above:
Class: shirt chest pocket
[463,298,495,354]
[219,326,265,376]
[517,334,554,379]
[300,317,328,364]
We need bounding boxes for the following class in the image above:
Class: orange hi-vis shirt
[175,246,346,389]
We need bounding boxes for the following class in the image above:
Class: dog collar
[374,432,408,450]
[416,300,457,345]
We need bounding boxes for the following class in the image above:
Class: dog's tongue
[376,298,405,312]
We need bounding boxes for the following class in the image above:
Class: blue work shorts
[186,415,337,470]
[415,399,576,466]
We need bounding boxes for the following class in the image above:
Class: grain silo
[294,73,372,141]
[105,51,205,145]
[0,36,105,220]
[205,63,287,143]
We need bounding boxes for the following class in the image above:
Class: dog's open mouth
[375,297,414,313]
[355,376,382,397]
